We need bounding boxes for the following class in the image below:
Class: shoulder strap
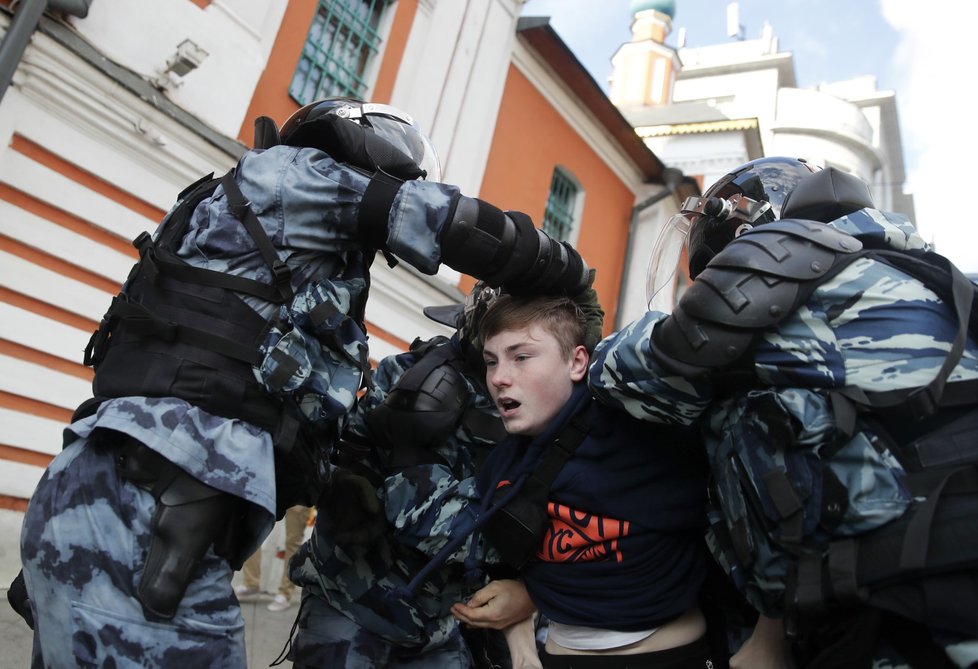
[220,171,294,303]
[830,249,978,433]
[526,399,596,492]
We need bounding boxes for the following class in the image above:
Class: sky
[520,0,978,274]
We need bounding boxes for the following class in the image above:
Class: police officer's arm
[317,351,410,546]
[587,310,714,426]
[383,464,489,561]
[357,173,589,297]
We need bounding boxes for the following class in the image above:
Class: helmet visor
[645,212,692,313]
[362,108,442,182]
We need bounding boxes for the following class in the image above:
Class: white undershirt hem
[547,621,659,651]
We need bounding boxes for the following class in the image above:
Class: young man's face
[483,323,588,437]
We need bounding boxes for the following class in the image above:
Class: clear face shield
[645,193,773,311]
[333,102,442,182]
[645,210,693,313]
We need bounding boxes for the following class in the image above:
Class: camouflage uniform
[20,144,467,668]
[588,207,978,667]
[288,338,500,668]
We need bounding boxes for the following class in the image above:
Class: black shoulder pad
[652,219,863,373]
[709,219,862,280]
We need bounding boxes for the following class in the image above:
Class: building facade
[610,0,915,316]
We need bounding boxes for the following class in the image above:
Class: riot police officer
[16,98,589,667]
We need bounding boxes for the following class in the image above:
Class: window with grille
[290,0,392,104]
[543,167,581,242]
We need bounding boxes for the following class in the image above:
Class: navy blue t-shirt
[477,384,709,631]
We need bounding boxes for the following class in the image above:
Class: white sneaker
[267,594,292,612]
[234,585,261,602]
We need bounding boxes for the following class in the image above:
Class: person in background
[235,505,312,612]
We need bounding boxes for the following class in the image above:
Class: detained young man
[453,295,715,669]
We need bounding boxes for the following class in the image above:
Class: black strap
[220,171,294,303]
[106,296,263,366]
[357,170,402,250]
[899,468,969,571]
[762,468,805,544]
[140,242,288,303]
[527,400,596,492]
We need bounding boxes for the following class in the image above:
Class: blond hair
[479,294,586,360]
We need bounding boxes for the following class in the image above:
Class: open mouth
[499,398,521,414]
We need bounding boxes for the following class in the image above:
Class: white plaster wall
[392,0,522,196]
[0,23,241,511]
[65,0,288,137]
[616,188,679,327]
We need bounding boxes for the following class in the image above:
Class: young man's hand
[451,579,536,629]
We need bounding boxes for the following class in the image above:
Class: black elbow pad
[440,196,539,286]
[507,229,588,297]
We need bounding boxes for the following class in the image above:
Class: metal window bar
[289,0,389,103]
[543,169,579,242]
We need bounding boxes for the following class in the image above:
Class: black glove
[7,569,34,630]
[320,469,387,546]
[572,269,605,352]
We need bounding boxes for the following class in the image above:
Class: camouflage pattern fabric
[588,207,978,665]
[289,339,499,660]
[21,438,244,668]
[21,144,464,664]
[288,591,472,669]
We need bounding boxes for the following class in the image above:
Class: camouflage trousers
[288,591,474,668]
[20,437,246,668]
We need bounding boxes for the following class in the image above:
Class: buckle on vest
[132,231,153,252]
[271,259,292,285]
[159,320,179,342]
[84,318,112,367]
[905,386,939,421]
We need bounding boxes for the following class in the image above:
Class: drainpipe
[614,166,685,329]
[0,0,93,103]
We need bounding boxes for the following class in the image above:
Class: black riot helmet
[684,157,819,279]
[423,281,502,370]
[364,282,502,458]
[278,97,441,182]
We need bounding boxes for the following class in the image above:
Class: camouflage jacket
[71,144,463,559]
[290,336,501,651]
[588,207,978,614]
